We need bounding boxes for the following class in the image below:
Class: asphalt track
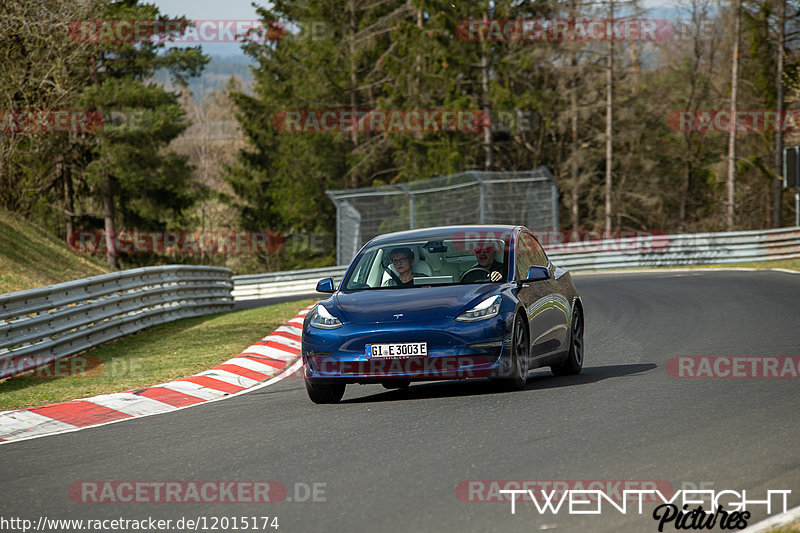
[1,270,798,533]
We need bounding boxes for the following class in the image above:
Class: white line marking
[241,344,299,360]
[261,334,301,350]
[196,368,260,388]
[0,410,78,440]
[85,393,179,416]
[274,325,303,337]
[159,380,229,400]
[743,505,800,532]
[220,356,281,375]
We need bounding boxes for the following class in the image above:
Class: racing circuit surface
[1,271,798,532]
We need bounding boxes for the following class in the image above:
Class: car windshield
[341,237,510,290]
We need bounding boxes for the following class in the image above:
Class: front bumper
[302,314,512,383]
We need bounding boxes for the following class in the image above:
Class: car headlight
[455,295,502,322]
[310,304,343,329]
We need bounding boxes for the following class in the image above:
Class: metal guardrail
[232,266,347,300]
[4,228,796,376]
[0,265,233,379]
[547,227,800,271]
[231,227,800,299]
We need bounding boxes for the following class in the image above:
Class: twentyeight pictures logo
[458,481,793,531]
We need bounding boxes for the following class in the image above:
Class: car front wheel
[381,380,410,390]
[496,314,529,390]
[305,379,346,404]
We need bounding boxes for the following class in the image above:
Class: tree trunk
[727,0,741,231]
[605,0,614,233]
[570,47,579,229]
[103,173,118,268]
[348,0,359,188]
[63,158,74,240]
[89,51,118,268]
[569,0,580,231]
[481,9,492,171]
[773,0,785,228]
[680,0,704,229]
[413,8,423,141]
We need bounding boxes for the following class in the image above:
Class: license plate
[366,342,427,358]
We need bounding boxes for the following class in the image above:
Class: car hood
[333,284,501,324]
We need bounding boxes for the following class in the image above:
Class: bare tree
[481,7,493,171]
[727,0,742,231]
[774,0,786,228]
[605,0,615,233]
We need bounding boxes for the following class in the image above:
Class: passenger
[383,247,417,287]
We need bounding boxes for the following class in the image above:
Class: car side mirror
[316,277,335,293]
[524,266,550,282]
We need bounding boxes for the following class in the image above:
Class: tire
[305,379,346,404]
[381,380,410,390]
[551,307,584,377]
[497,314,529,390]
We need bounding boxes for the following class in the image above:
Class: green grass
[0,298,317,411]
[0,209,110,294]
[710,258,800,271]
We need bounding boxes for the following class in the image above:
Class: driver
[471,245,505,282]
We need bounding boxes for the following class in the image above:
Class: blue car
[301,225,584,403]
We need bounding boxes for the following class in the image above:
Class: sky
[151,0,270,57]
[149,0,691,59]
[152,0,264,20]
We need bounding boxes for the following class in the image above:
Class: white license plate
[366,342,427,358]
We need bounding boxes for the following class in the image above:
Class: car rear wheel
[305,379,346,404]
[496,314,529,390]
[551,307,584,376]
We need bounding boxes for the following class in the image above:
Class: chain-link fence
[326,168,559,265]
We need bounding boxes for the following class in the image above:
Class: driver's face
[475,247,495,268]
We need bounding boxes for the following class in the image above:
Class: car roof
[366,225,522,246]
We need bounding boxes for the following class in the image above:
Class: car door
[515,231,569,357]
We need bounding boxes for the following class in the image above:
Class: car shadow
[339,363,657,403]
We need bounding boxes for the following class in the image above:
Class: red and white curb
[0,306,313,445]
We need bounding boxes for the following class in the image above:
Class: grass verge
[574,258,800,275]
[711,258,800,271]
[0,299,317,411]
[0,209,110,294]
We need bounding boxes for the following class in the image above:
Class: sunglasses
[475,248,494,254]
